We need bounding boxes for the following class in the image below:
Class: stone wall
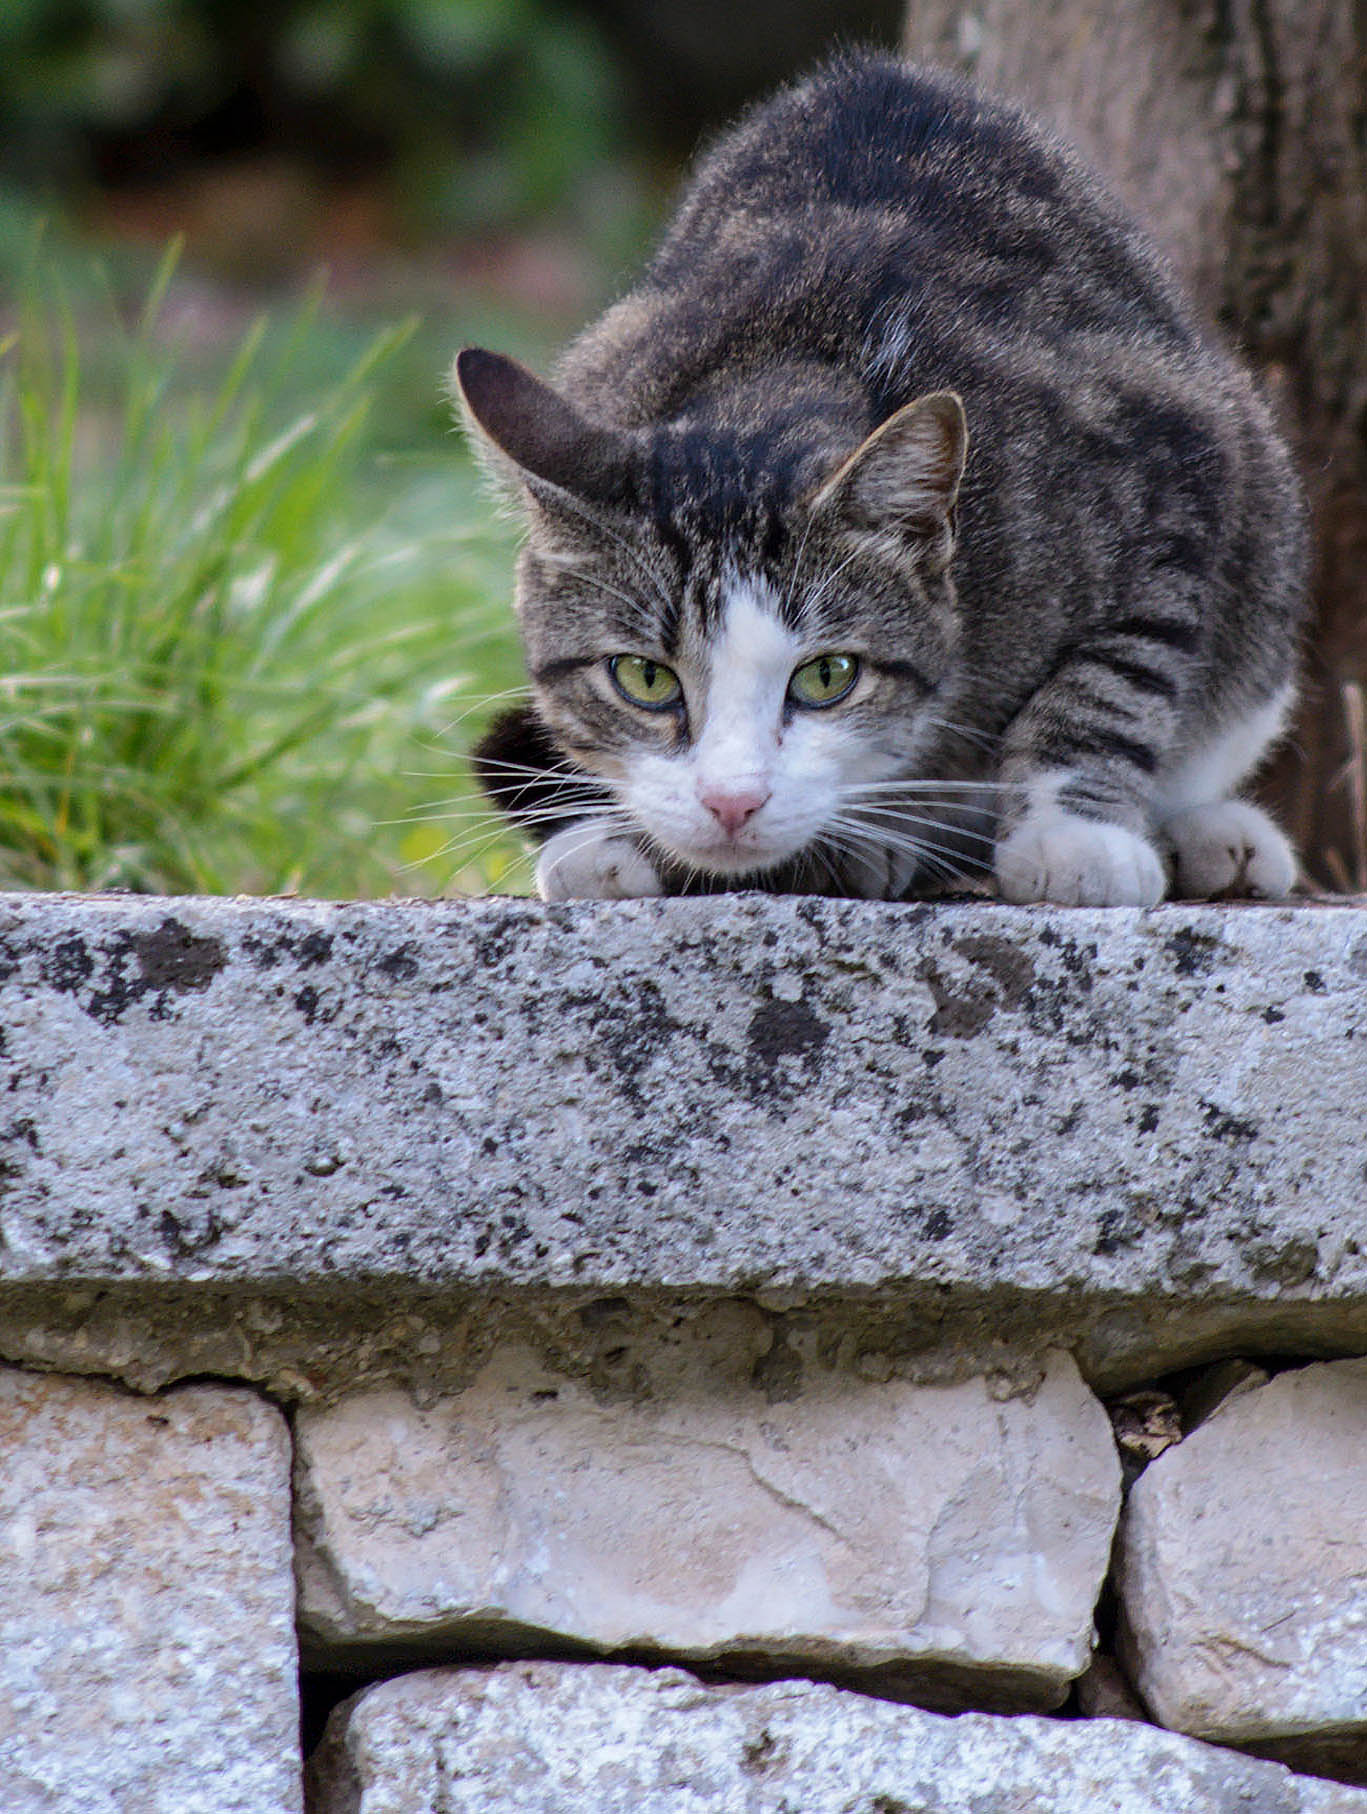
[1,891,1364,1811]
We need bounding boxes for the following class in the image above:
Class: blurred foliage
[0,236,533,897]
[0,0,636,240]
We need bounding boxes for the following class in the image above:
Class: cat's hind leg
[1154,687,1298,899]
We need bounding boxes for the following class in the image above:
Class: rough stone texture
[0,892,1364,1397]
[305,1658,1367,1814]
[0,1365,300,1813]
[296,1343,1118,1711]
[1118,1358,1367,1758]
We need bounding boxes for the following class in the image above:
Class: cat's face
[456,349,967,880]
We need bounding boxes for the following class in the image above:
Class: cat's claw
[1162,799,1296,899]
[535,820,664,901]
[996,813,1166,907]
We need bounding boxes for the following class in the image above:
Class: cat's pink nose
[699,783,770,836]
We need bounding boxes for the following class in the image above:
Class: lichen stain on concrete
[130,920,226,995]
[36,917,227,1024]
[745,997,831,1075]
[1164,926,1229,978]
[594,978,686,1102]
[952,935,1036,1009]
[918,960,996,1039]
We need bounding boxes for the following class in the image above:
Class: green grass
[0,239,539,898]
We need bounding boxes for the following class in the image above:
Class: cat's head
[455,347,967,880]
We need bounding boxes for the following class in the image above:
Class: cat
[455,50,1307,907]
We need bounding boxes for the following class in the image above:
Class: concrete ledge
[0,891,1362,1396]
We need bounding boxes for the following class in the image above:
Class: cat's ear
[810,392,967,535]
[452,348,634,506]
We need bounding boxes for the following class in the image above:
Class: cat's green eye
[609,654,682,710]
[788,653,860,708]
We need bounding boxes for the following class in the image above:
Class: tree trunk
[903,0,1367,890]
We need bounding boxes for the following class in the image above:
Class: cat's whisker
[401,801,595,826]
[823,817,993,877]
[799,542,870,623]
[838,777,1007,794]
[836,806,1000,848]
[535,815,638,889]
[463,750,589,777]
[836,817,995,864]
[535,489,675,617]
[547,562,663,625]
[920,715,1001,754]
[437,807,635,874]
[431,685,536,739]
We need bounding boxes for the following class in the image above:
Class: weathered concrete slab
[0,891,1363,1397]
[305,1658,1367,1814]
[0,1366,299,1814]
[295,1344,1119,1711]
[1119,1358,1367,1761]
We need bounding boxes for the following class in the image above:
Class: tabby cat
[456,52,1306,906]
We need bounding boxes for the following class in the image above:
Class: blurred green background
[0,0,899,898]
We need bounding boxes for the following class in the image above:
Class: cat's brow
[532,656,601,684]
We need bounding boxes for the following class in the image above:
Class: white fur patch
[1156,685,1295,816]
[996,811,1167,907]
[1164,799,1296,899]
[620,572,883,875]
[535,819,663,900]
[693,578,800,791]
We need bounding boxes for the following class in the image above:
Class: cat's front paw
[996,814,1166,907]
[535,819,663,901]
[1163,799,1297,899]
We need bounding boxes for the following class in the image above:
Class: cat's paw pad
[535,821,663,901]
[1163,799,1297,899]
[996,814,1166,907]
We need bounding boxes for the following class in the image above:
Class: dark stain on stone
[198,1162,246,1189]
[294,985,322,1025]
[1202,1101,1260,1143]
[1247,1236,1318,1287]
[596,979,685,1102]
[1095,1207,1142,1256]
[471,917,522,973]
[1165,927,1226,977]
[919,960,995,1038]
[953,934,1035,1007]
[1303,969,1326,994]
[0,1115,37,1189]
[1262,1005,1285,1024]
[923,1207,952,1240]
[747,996,830,1072]
[752,1332,804,1404]
[578,1297,633,1330]
[741,1729,782,1775]
[158,1204,223,1257]
[378,944,419,982]
[43,937,94,995]
[1137,1104,1160,1134]
[76,919,227,1024]
[131,920,226,995]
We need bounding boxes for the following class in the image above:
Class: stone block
[0,1367,300,1814]
[305,1658,1367,1813]
[0,892,1364,1398]
[1119,1357,1367,1756]
[296,1343,1119,1711]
